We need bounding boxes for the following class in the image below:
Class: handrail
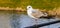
[25,20,60,28]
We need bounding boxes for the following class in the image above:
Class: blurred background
[0,0,60,10]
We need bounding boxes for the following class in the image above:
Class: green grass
[0,0,60,10]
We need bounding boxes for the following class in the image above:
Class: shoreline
[0,7,60,18]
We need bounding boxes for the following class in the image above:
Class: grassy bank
[0,0,60,17]
[0,0,60,10]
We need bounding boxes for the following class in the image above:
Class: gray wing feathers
[31,9,44,18]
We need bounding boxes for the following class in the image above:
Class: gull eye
[29,7,31,8]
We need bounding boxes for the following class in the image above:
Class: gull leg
[35,19,39,28]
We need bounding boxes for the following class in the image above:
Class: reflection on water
[0,11,60,28]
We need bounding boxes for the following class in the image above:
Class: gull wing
[31,9,44,18]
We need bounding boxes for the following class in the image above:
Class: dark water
[0,11,60,28]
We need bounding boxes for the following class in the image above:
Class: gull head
[27,5,32,10]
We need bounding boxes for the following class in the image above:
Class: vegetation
[0,0,60,10]
[0,0,60,18]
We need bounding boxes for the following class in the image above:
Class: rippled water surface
[0,11,60,28]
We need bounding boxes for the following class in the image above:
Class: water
[0,11,60,28]
[0,11,13,28]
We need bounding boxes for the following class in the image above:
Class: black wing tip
[40,15,56,19]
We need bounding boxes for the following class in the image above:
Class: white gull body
[27,5,48,19]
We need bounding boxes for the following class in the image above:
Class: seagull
[26,5,56,26]
[27,5,48,19]
[27,5,48,25]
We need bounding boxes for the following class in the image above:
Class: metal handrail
[25,20,60,28]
